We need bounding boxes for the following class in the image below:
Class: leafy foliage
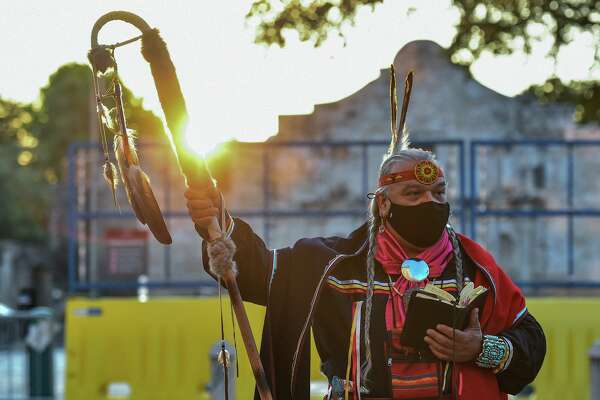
[450,0,600,61]
[0,63,165,242]
[451,0,600,123]
[248,0,600,122]
[248,0,382,46]
[37,64,165,181]
[0,99,49,241]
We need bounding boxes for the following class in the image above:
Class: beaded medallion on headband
[415,160,440,184]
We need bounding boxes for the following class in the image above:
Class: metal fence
[66,138,600,292]
[66,139,465,292]
[471,139,600,289]
[0,305,58,400]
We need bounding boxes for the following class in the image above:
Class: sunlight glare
[184,118,224,157]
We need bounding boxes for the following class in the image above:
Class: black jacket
[203,218,546,399]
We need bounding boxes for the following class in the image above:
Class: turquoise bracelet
[476,335,510,370]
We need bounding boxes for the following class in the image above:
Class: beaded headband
[378,160,444,187]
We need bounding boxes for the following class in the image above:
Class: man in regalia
[185,69,546,400]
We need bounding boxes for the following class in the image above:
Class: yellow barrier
[66,297,600,399]
[65,297,266,400]
[525,298,600,400]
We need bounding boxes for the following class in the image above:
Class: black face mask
[387,201,450,248]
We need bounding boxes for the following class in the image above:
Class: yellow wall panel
[525,298,600,400]
[65,297,266,400]
[65,297,600,400]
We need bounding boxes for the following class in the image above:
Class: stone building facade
[223,40,600,284]
[75,40,600,292]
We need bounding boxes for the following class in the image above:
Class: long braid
[447,224,464,291]
[361,198,380,388]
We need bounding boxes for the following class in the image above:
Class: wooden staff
[89,11,273,400]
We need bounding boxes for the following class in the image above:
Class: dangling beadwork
[218,347,231,367]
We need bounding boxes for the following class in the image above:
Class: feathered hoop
[387,65,414,156]
[89,15,172,245]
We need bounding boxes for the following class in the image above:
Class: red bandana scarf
[375,227,454,398]
[375,227,453,330]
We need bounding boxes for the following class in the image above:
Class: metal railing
[66,138,600,292]
[470,139,600,288]
[66,139,465,292]
[0,305,56,400]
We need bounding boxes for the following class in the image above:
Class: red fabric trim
[390,361,439,398]
[449,234,525,400]
[351,302,360,400]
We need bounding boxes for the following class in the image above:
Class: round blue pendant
[401,258,430,282]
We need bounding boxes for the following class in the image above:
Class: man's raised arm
[185,188,273,306]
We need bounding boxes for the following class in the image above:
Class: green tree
[247,0,600,123]
[0,98,49,241]
[0,63,165,242]
[36,63,165,181]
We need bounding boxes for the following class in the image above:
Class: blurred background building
[64,41,600,298]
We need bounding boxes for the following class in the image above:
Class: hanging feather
[114,132,145,223]
[388,64,399,156]
[102,160,120,209]
[100,105,119,133]
[114,131,172,244]
[123,129,140,165]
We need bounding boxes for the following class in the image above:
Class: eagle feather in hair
[387,65,414,156]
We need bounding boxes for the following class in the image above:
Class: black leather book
[399,284,489,349]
